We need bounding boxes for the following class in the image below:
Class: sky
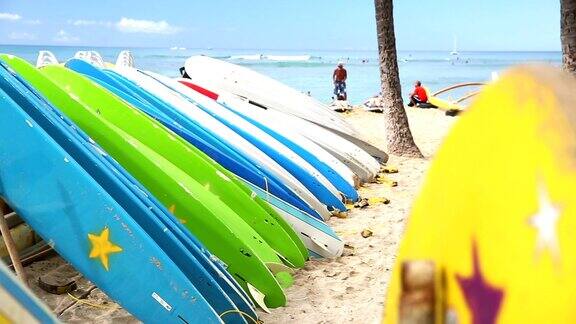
[0,0,561,51]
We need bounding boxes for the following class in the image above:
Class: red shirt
[333,68,347,82]
[414,86,428,102]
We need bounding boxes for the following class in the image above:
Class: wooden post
[0,199,28,285]
[399,260,436,324]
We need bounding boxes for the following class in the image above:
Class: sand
[258,107,456,323]
[20,107,456,323]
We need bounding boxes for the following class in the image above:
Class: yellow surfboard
[424,87,465,111]
[384,65,576,323]
[428,95,465,111]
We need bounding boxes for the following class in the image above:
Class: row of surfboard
[0,51,387,323]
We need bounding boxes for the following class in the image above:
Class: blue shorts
[334,81,346,95]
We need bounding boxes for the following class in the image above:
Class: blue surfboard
[0,64,221,322]
[0,262,57,323]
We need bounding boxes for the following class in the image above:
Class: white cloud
[0,13,21,21]
[24,19,41,25]
[8,32,36,41]
[65,17,183,35]
[69,19,113,27]
[0,13,39,24]
[54,30,79,42]
[116,17,181,34]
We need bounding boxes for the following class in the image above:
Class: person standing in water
[407,80,429,107]
[333,62,347,100]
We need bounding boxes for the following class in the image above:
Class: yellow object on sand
[376,175,398,187]
[428,95,465,111]
[424,87,465,111]
[384,65,576,323]
[381,166,399,174]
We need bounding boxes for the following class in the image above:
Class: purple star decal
[456,241,504,324]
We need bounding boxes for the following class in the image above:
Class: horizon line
[0,43,562,53]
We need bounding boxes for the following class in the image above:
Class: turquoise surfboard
[0,62,221,323]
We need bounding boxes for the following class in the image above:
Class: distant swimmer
[333,62,347,100]
[407,80,428,107]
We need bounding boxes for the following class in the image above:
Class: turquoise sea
[0,45,561,104]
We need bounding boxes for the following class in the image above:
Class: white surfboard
[184,81,357,186]
[113,66,333,220]
[184,55,349,129]
[184,55,389,163]
[267,110,380,182]
[194,85,378,182]
[242,180,344,258]
[176,78,379,182]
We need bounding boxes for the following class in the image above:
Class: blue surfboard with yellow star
[0,63,222,322]
[0,55,255,323]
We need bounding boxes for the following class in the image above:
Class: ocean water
[0,45,561,104]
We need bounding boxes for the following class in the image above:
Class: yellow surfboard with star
[384,65,576,324]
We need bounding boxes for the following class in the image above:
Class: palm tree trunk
[561,0,576,73]
[374,0,423,158]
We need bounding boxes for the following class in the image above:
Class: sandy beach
[259,107,456,323]
[21,107,456,323]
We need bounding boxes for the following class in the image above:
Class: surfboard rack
[0,198,28,286]
[430,82,486,97]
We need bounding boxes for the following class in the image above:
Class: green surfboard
[49,64,306,267]
[2,55,292,308]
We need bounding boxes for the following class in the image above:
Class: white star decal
[529,186,562,261]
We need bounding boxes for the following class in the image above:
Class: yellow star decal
[88,227,122,271]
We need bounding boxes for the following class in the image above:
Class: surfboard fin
[116,50,135,68]
[36,51,59,68]
[74,51,105,68]
[274,252,296,269]
[265,262,294,275]
[246,282,270,313]
[309,236,333,255]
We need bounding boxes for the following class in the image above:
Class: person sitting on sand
[407,81,428,107]
[333,62,347,100]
